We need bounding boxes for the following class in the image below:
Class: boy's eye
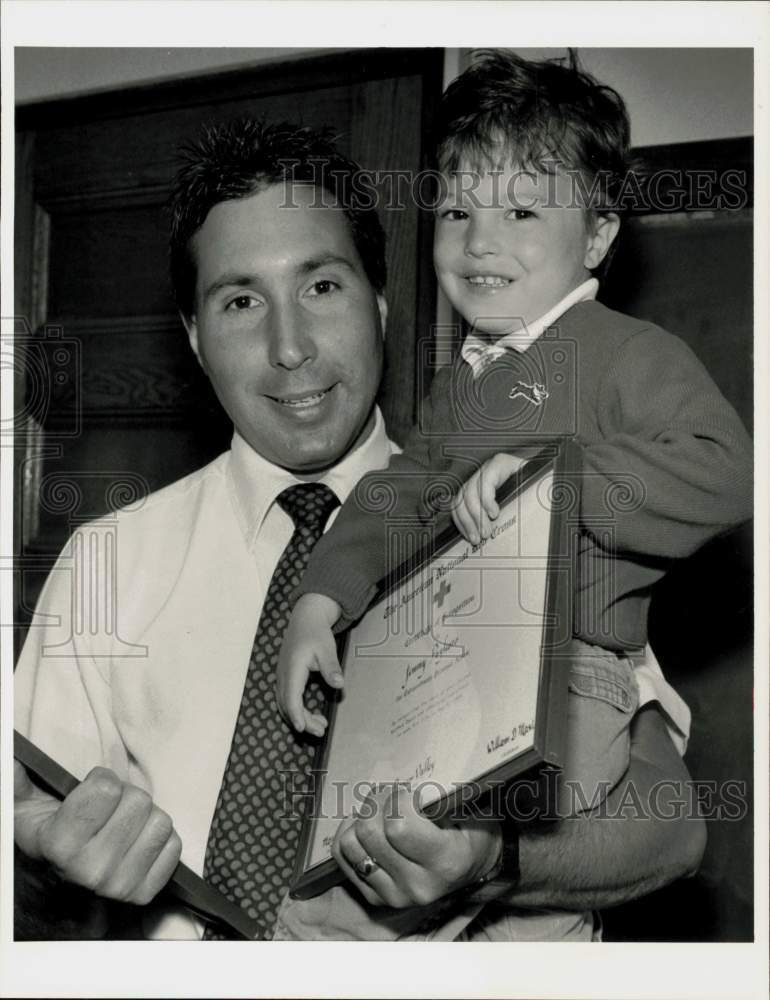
[225,293,261,311]
[306,279,340,297]
[508,208,535,221]
[439,208,468,221]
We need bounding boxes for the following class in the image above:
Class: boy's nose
[464,218,500,258]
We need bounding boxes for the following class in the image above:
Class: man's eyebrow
[296,254,357,276]
[202,273,257,302]
[202,256,358,302]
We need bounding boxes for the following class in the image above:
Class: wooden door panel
[41,319,210,417]
[33,87,356,199]
[33,67,435,202]
[48,202,172,317]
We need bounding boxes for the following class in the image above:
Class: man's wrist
[464,822,520,903]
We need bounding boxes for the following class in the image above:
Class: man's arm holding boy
[331,703,705,912]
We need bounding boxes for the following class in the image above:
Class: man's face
[184,183,386,473]
[434,163,615,337]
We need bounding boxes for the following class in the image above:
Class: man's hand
[332,785,501,908]
[276,592,344,736]
[452,453,524,545]
[14,761,182,906]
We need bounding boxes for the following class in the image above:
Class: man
[14,119,703,941]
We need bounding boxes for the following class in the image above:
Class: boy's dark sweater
[300,300,753,651]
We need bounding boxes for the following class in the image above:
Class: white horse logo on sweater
[509,380,549,406]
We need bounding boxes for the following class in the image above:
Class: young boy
[274,50,752,939]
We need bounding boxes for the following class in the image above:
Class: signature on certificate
[486,720,535,755]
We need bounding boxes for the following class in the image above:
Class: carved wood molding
[37,314,214,420]
[43,314,182,336]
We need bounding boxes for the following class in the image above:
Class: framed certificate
[290,443,578,899]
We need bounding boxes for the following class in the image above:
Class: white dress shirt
[14,409,393,939]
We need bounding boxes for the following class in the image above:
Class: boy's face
[434,162,616,337]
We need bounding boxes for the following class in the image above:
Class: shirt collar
[227,406,393,548]
[460,278,599,376]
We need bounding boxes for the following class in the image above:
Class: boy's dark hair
[169,118,386,318]
[436,49,631,217]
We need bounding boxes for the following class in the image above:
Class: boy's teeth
[467,275,510,286]
[277,389,328,407]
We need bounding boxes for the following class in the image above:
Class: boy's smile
[434,163,618,337]
[465,274,512,289]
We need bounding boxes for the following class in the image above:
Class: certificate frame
[289,441,578,900]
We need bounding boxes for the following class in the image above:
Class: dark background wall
[598,143,754,941]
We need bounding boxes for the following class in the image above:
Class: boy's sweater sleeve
[299,381,449,630]
[580,326,752,558]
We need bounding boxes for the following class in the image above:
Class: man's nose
[464,217,500,258]
[267,303,316,370]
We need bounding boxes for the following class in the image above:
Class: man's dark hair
[169,118,387,318]
[436,49,631,216]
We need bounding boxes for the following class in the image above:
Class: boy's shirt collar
[461,278,599,376]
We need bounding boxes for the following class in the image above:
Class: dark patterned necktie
[203,483,340,938]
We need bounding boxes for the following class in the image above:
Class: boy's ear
[584,213,620,270]
[376,294,388,338]
[181,311,205,370]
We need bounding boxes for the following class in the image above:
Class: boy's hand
[276,593,344,736]
[452,453,523,544]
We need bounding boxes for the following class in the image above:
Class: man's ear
[181,311,205,370]
[584,213,620,270]
[376,294,388,337]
